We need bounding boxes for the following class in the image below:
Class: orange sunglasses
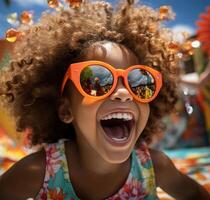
[61,60,162,103]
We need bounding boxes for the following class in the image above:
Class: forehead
[84,42,139,69]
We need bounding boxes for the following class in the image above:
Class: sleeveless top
[36,140,158,200]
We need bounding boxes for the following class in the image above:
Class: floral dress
[36,140,158,200]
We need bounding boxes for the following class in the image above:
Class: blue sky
[0,0,209,39]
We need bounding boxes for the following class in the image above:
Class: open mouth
[100,113,135,143]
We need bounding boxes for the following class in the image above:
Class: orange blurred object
[168,42,180,52]
[196,6,210,55]
[5,28,21,43]
[158,6,171,20]
[20,11,33,25]
[66,0,83,8]
[48,0,59,8]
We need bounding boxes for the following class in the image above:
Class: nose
[110,78,133,102]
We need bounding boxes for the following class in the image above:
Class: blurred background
[0,0,210,199]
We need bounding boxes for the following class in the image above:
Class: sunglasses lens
[128,69,156,99]
[80,65,114,96]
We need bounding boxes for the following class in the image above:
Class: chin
[100,145,134,164]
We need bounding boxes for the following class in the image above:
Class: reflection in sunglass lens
[80,65,114,96]
[128,69,155,99]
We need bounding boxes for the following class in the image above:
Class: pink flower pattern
[36,140,157,200]
[107,175,147,200]
[45,144,62,177]
[136,142,151,166]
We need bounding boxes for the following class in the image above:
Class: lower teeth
[111,137,128,141]
[103,124,130,142]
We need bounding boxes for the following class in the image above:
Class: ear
[58,98,73,124]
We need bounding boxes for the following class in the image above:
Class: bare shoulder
[149,148,173,171]
[148,148,180,186]
[0,148,46,200]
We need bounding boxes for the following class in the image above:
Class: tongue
[102,123,130,140]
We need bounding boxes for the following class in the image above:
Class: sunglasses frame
[61,60,162,103]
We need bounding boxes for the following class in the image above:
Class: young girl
[0,0,209,199]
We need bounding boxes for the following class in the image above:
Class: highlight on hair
[0,0,179,146]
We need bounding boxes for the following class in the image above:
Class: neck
[66,139,131,200]
[70,137,130,176]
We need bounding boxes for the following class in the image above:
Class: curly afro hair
[0,0,179,146]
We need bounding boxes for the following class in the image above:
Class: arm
[149,149,210,200]
[0,149,46,200]
[180,62,210,89]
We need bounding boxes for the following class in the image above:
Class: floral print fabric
[36,140,157,200]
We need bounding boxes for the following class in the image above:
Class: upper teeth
[101,112,133,121]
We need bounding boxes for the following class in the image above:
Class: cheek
[69,85,102,134]
[136,103,150,134]
[72,100,103,149]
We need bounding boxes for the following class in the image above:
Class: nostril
[123,97,132,102]
[111,94,133,102]
[114,97,128,102]
[115,97,121,101]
